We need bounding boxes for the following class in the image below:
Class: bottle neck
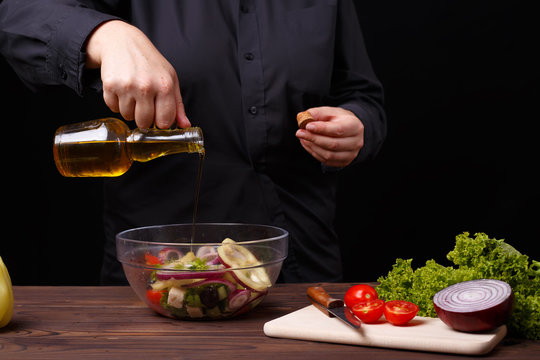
[127,127,204,162]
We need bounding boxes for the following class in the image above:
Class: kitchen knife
[307,286,361,329]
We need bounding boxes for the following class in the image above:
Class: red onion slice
[157,248,184,263]
[186,278,237,294]
[216,239,271,292]
[196,246,219,264]
[155,269,225,280]
[228,289,252,310]
[433,279,514,332]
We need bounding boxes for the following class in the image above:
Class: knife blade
[307,286,361,329]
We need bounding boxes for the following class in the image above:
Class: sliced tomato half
[384,300,419,325]
[351,299,385,324]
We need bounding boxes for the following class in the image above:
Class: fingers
[103,80,156,128]
[298,135,363,167]
[94,21,190,129]
[135,94,156,128]
[174,84,191,128]
[295,106,365,167]
[102,74,187,129]
[297,107,356,136]
[299,138,359,167]
[103,90,120,114]
[153,80,178,129]
[297,127,362,152]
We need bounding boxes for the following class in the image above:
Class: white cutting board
[264,305,507,355]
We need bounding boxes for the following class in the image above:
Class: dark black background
[2,0,539,285]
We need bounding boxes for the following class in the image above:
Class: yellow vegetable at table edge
[0,256,14,328]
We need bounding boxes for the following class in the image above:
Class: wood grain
[0,284,538,359]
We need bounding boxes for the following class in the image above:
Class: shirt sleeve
[0,0,122,95]
[327,0,387,165]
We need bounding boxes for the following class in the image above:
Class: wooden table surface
[0,283,538,359]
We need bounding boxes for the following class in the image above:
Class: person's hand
[85,20,190,129]
[295,106,364,167]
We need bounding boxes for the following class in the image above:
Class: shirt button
[59,64,67,80]
[248,106,258,115]
[240,5,249,13]
[244,52,254,61]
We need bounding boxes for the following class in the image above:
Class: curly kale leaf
[508,277,540,339]
[447,232,531,287]
[376,258,414,302]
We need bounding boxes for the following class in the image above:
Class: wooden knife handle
[307,286,344,309]
[308,296,333,317]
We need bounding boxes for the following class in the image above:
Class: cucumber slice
[217,238,271,291]
[151,278,204,291]
[217,285,228,301]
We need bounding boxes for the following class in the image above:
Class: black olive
[199,286,220,308]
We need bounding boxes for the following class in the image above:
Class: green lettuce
[376,232,540,339]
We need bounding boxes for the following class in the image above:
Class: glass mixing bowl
[116,223,288,320]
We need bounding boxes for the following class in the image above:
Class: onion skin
[433,279,514,332]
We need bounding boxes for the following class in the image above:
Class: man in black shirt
[0,0,386,284]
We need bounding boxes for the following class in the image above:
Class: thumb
[304,106,336,122]
[297,107,332,130]
[175,85,191,127]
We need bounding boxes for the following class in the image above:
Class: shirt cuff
[339,101,386,165]
[47,7,120,96]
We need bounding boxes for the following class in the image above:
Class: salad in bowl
[116,223,288,320]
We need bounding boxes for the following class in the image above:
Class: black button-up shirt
[0,0,386,283]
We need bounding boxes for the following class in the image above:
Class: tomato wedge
[384,300,419,325]
[146,289,165,306]
[145,253,161,265]
[350,299,385,324]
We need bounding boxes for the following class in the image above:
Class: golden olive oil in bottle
[53,118,204,177]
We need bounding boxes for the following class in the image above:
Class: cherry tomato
[344,284,378,308]
[144,253,161,265]
[146,289,165,306]
[384,300,419,325]
[350,299,385,323]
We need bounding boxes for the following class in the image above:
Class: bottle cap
[297,111,315,129]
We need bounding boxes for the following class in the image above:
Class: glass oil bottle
[53,118,204,177]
